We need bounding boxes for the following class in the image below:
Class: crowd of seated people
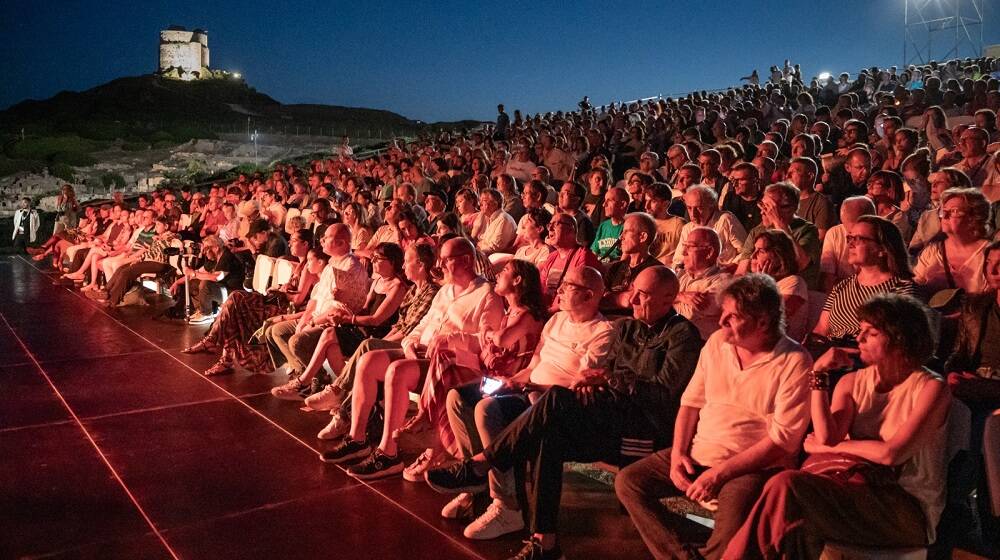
[22,56,1000,559]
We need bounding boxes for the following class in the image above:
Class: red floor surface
[0,255,654,560]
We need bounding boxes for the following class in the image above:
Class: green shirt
[591,218,624,263]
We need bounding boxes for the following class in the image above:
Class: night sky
[2,1,998,122]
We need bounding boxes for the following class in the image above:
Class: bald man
[820,195,876,291]
[427,266,704,558]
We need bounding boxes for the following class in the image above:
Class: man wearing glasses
[671,186,746,270]
[537,212,601,314]
[737,182,822,290]
[675,227,733,340]
[426,266,702,560]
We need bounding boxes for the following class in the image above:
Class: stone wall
[158,29,209,80]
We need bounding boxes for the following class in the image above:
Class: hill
[0,75,484,182]
[0,74,425,137]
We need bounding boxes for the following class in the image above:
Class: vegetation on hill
[0,75,484,180]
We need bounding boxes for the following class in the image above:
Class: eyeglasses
[548,220,575,229]
[682,243,713,251]
[938,209,969,219]
[846,234,879,245]
[371,254,386,262]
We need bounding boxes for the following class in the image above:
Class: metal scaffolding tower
[903,0,986,66]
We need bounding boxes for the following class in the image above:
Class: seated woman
[182,229,319,376]
[43,206,102,269]
[270,242,408,398]
[812,215,918,348]
[455,188,480,235]
[396,209,435,251]
[867,170,913,245]
[914,187,992,295]
[342,201,373,251]
[512,207,553,267]
[944,240,1000,531]
[399,258,546,482]
[97,217,178,306]
[749,229,809,342]
[67,210,137,291]
[308,243,439,437]
[724,293,951,559]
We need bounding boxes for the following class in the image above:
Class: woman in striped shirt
[812,215,918,341]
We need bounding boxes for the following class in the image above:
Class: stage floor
[0,255,654,560]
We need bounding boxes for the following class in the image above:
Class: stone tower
[158,26,210,80]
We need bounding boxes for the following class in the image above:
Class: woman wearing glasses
[913,187,992,295]
[811,215,918,345]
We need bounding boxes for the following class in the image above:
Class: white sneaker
[463,499,524,540]
[440,492,474,520]
[317,413,349,440]
[304,384,344,411]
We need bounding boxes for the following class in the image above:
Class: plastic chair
[269,258,296,291]
[252,254,276,295]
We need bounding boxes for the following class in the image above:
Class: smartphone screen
[480,376,503,395]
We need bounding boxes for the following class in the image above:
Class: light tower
[903,0,987,66]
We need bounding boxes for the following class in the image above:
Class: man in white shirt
[674,227,732,340]
[671,186,746,269]
[425,266,614,550]
[616,274,812,560]
[505,143,539,183]
[321,238,504,479]
[266,224,370,379]
[471,189,517,255]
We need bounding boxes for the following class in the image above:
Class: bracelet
[808,370,830,391]
[350,313,356,324]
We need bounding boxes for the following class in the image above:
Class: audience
[24,55,1000,558]
[725,294,950,559]
[616,274,812,560]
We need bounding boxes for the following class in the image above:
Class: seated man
[671,186,746,270]
[470,188,517,255]
[426,267,614,538]
[615,274,812,560]
[170,233,246,324]
[602,212,659,316]
[537,212,601,313]
[320,238,504,480]
[675,227,732,340]
[590,186,630,265]
[426,266,703,559]
[737,182,821,290]
[265,224,369,377]
[98,217,179,307]
[644,182,687,265]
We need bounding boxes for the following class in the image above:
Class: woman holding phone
[399,258,547,483]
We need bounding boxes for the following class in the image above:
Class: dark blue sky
[2,1,997,122]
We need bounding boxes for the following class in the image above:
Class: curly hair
[720,273,785,340]
[752,229,798,278]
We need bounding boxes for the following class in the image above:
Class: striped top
[823,275,918,339]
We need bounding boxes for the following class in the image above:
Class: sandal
[181,340,215,354]
[203,361,234,376]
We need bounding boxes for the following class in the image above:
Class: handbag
[800,452,898,486]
